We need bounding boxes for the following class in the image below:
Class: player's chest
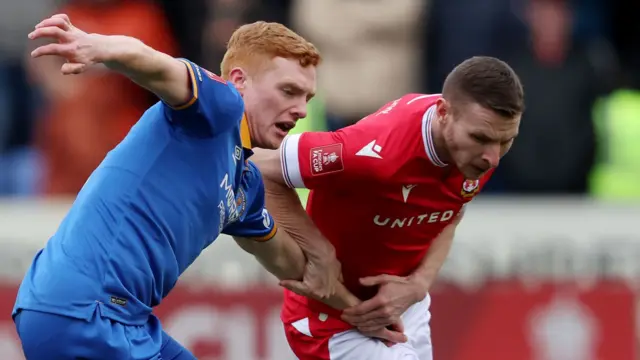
[387,172,485,207]
[210,145,252,232]
[215,169,245,229]
[359,169,487,231]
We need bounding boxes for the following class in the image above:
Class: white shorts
[284,295,432,360]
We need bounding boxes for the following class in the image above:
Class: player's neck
[430,116,451,164]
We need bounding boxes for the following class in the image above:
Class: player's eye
[281,88,295,97]
[471,134,489,143]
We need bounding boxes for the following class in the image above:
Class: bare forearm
[251,149,358,308]
[263,177,336,261]
[250,149,331,258]
[233,234,306,281]
[235,233,361,309]
[100,35,190,106]
[408,223,456,296]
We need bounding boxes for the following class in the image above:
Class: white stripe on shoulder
[407,93,442,105]
[280,134,305,188]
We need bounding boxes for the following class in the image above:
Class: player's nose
[290,101,308,120]
[482,144,501,169]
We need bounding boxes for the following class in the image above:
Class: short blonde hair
[220,21,321,79]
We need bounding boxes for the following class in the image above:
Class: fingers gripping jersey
[13,58,275,325]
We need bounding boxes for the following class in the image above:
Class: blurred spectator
[589,89,640,201]
[245,0,292,27]
[199,0,292,73]
[0,0,635,198]
[27,0,177,195]
[291,0,426,130]
[424,0,524,93]
[158,0,208,64]
[586,0,640,201]
[495,0,609,194]
[0,0,57,195]
[610,0,640,88]
[201,0,252,71]
[424,0,611,194]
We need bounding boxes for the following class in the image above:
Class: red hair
[220,21,321,79]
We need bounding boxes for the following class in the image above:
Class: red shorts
[282,293,433,360]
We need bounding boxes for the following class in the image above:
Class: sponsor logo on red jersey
[373,210,455,228]
[310,144,344,176]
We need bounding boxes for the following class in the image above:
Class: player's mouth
[472,165,489,176]
[275,121,296,135]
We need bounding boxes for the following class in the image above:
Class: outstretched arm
[29,14,191,107]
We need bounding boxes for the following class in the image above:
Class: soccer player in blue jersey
[12,14,348,359]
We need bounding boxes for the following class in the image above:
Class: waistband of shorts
[283,289,343,319]
[306,297,343,319]
[303,292,432,320]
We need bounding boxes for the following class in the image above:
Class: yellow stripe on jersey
[172,60,199,110]
[252,225,277,242]
[240,114,252,149]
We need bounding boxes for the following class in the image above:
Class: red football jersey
[280,94,493,331]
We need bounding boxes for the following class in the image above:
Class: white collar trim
[421,105,447,167]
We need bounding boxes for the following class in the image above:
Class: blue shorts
[14,307,196,360]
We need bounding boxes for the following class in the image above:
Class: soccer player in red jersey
[254,56,525,359]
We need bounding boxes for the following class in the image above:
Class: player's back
[279,94,493,323]
[14,60,258,325]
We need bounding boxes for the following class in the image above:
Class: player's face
[439,99,520,179]
[241,57,316,149]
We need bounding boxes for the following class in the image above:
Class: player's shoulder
[178,58,229,86]
[163,58,245,137]
[346,93,441,162]
[396,93,442,109]
[345,93,439,143]
[364,93,441,123]
[175,58,244,117]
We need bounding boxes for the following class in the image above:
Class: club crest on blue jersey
[235,188,247,219]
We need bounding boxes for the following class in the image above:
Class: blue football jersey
[13,59,276,325]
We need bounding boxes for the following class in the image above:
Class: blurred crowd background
[1,0,639,359]
[0,0,639,199]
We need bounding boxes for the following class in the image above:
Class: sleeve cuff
[251,226,278,242]
[280,134,306,188]
[170,59,198,110]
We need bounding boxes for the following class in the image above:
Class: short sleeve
[279,128,385,190]
[163,59,244,137]
[222,162,277,241]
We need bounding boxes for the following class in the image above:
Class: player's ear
[436,98,450,120]
[228,67,248,93]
